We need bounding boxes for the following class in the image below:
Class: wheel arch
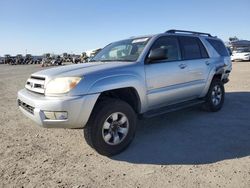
[94,87,142,114]
[200,66,224,97]
[87,75,148,113]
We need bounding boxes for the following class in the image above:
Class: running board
[142,99,205,118]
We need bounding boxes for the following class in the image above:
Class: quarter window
[198,40,209,58]
[207,39,229,57]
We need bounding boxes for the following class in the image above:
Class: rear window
[207,39,229,57]
[179,36,208,60]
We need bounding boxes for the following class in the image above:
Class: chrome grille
[18,99,34,115]
[25,76,45,94]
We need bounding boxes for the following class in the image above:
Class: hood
[32,61,136,79]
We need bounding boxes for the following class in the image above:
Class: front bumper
[17,89,99,128]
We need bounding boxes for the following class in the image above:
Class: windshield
[90,37,150,62]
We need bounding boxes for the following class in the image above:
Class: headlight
[244,53,250,56]
[45,77,82,95]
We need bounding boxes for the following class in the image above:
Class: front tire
[84,98,137,156]
[203,79,225,112]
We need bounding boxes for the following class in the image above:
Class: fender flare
[87,74,148,113]
[200,64,225,97]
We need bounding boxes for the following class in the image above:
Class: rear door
[178,36,210,97]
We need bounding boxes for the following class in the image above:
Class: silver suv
[17,30,232,156]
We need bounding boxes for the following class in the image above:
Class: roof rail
[166,29,212,37]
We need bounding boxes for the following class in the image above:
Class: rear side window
[207,39,229,57]
[179,36,208,60]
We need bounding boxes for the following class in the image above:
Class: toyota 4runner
[17,30,232,156]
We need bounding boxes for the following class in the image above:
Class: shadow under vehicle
[112,91,250,165]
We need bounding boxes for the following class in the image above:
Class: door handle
[179,63,187,69]
[205,61,210,65]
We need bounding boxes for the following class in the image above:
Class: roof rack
[166,29,212,37]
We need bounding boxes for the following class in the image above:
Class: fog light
[55,112,68,120]
[44,111,68,120]
[44,111,56,120]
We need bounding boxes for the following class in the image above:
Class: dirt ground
[0,62,249,188]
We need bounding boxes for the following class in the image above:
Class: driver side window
[149,36,181,62]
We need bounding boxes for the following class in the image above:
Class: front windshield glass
[91,37,150,62]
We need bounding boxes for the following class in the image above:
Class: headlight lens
[244,53,250,56]
[45,77,82,94]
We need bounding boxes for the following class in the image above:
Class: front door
[145,36,191,109]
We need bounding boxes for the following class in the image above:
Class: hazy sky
[0,0,250,56]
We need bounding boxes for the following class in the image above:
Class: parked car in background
[23,54,33,64]
[41,53,53,67]
[4,55,15,65]
[41,54,63,67]
[51,55,63,66]
[90,48,102,58]
[80,52,89,63]
[0,57,3,64]
[72,55,81,64]
[33,56,42,64]
[231,48,250,61]
[62,53,73,63]
[15,54,24,65]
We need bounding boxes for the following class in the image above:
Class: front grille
[25,76,45,94]
[18,99,34,115]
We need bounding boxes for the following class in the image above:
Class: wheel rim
[102,112,129,146]
[211,85,222,106]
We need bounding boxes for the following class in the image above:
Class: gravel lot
[0,62,249,188]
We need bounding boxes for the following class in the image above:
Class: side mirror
[148,48,167,62]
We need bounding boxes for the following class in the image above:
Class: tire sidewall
[206,80,225,112]
[90,99,136,156]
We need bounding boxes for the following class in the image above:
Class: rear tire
[203,79,225,112]
[84,98,137,156]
